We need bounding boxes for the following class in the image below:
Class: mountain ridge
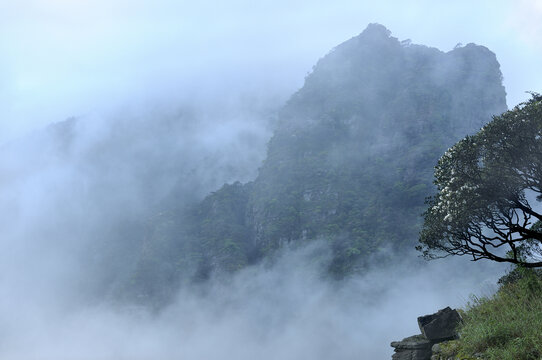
[123,24,507,303]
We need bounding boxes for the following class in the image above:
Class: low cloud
[0,238,503,359]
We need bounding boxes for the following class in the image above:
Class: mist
[0,239,501,359]
[1,1,538,359]
[1,1,542,142]
[0,101,505,359]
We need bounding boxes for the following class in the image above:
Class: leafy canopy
[418,93,542,267]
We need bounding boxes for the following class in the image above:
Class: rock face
[391,335,433,360]
[127,23,508,303]
[391,307,461,360]
[418,307,461,341]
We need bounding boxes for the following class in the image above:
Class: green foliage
[497,260,542,286]
[419,94,542,266]
[445,267,542,360]
[438,340,479,360]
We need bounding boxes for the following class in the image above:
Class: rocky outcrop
[127,23,508,303]
[391,335,433,360]
[418,307,462,341]
[391,307,461,360]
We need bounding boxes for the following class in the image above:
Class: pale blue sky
[1,0,541,142]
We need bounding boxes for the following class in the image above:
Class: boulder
[391,335,433,360]
[390,307,463,359]
[417,307,461,341]
[392,348,432,360]
[391,335,432,350]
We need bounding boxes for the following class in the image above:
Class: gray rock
[392,348,432,360]
[418,307,461,341]
[391,335,434,360]
[391,335,432,350]
[431,343,441,353]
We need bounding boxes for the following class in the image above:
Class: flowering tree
[418,94,542,267]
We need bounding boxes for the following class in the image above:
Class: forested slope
[127,24,507,303]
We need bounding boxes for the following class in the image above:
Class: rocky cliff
[127,24,507,303]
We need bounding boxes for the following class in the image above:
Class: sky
[0,0,541,142]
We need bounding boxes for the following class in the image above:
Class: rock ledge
[390,307,461,360]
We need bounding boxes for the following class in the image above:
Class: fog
[0,101,504,359]
[1,1,541,142]
[0,1,537,359]
[1,240,500,359]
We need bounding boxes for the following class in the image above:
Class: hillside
[126,24,507,303]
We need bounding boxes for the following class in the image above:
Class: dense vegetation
[125,24,507,304]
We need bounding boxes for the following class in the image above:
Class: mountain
[125,24,507,303]
[0,103,271,303]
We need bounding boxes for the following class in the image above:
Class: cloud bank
[0,241,502,360]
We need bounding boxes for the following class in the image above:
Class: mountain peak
[359,23,392,38]
[130,26,507,302]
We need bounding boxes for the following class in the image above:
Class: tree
[418,93,542,267]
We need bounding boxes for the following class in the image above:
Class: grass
[442,267,542,360]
